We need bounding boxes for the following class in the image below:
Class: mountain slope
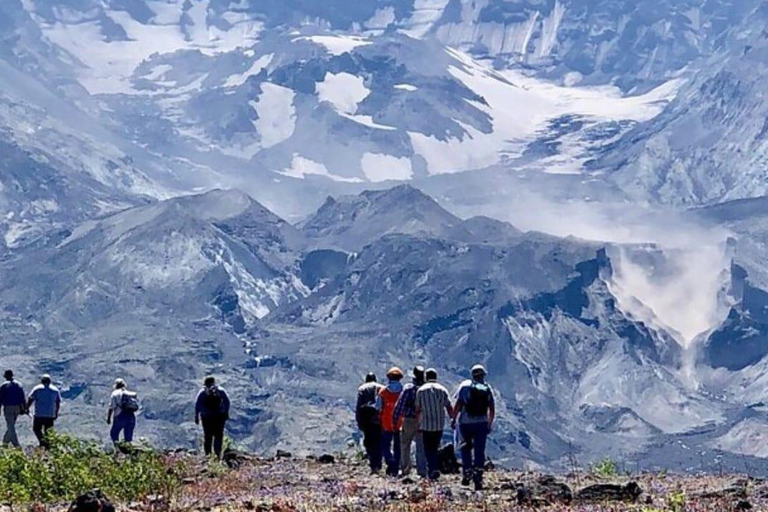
[597,3,768,206]
[0,189,309,447]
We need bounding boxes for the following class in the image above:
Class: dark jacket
[356,381,383,427]
[195,386,231,418]
[0,380,26,409]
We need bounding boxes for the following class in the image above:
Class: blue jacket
[0,380,25,408]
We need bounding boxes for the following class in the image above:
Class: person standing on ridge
[393,365,427,477]
[453,364,495,491]
[27,374,61,448]
[415,368,454,480]
[356,372,384,474]
[195,376,231,459]
[0,370,26,447]
[107,378,139,445]
[376,367,404,476]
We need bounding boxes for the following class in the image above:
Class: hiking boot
[473,470,484,491]
[461,470,472,486]
[429,471,441,481]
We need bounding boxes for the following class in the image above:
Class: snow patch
[279,154,363,183]
[38,4,260,94]
[316,72,370,115]
[361,153,413,182]
[410,48,682,175]
[340,113,397,131]
[223,54,273,88]
[253,83,296,149]
[296,35,372,55]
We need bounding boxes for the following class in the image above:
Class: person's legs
[459,424,474,476]
[201,417,214,456]
[400,418,416,474]
[361,427,375,468]
[213,417,226,459]
[33,417,45,446]
[472,423,489,490]
[35,418,54,448]
[124,414,136,443]
[110,414,124,443]
[391,430,401,476]
[43,418,55,447]
[422,430,441,479]
[381,431,395,475]
[3,406,20,447]
[365,426,382,472]
[414,430,427,477]
[472,423,488,470]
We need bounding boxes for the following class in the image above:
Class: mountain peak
[300,185,462,251]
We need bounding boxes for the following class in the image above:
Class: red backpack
[379,388,403,432]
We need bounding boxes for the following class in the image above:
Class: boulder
[409,489,427,503]
[318,454,336,464]
[575,482,642,503]
[697,480,749,501]
[222,448,255,469]
[516,475,573,506]
[275,449,293,459]
[69,490,115,512]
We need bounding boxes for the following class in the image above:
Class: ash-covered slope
[300,185,472,251]
[597,3,768,207]
[250,230,734,467]
[1,184,767,471]
[0,189,308,447]
[0,0,229,248]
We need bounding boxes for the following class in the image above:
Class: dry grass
[154,458,765,512]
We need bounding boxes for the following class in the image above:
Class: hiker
[393,365,427,477]
[0,370,26,447]
[195,376,231,459]
[27,374,61,448]
[356,372,384,474]
[415,368,454,480]
[107,378,139,444]
[376,367,404,476]
[453,364,495,491]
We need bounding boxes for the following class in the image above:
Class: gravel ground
[157,456,768,512]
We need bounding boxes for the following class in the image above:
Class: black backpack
[204,387,223,411]
[358,401,380,426]
[465,382,491,417]
[120,391,140,413]
[438,443,461,474]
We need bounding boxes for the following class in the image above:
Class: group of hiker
[356,364,495,491]
[0,370,232,458]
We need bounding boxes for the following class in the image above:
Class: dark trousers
[460,422,489,474]
[422,430,442,478]
[202,415,227,458]
[110,412,136,443]
[361,424,382,472]
[381,430,401,476]
[33,417,55,448]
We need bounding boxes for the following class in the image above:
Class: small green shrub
[667,490,686,512]
[589,458,619,478]
[0,433,187,506]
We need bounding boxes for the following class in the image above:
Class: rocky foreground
[105,451,765,512]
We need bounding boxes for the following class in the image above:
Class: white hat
[471,364,487,375]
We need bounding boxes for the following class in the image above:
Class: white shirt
[110,389,128,417]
